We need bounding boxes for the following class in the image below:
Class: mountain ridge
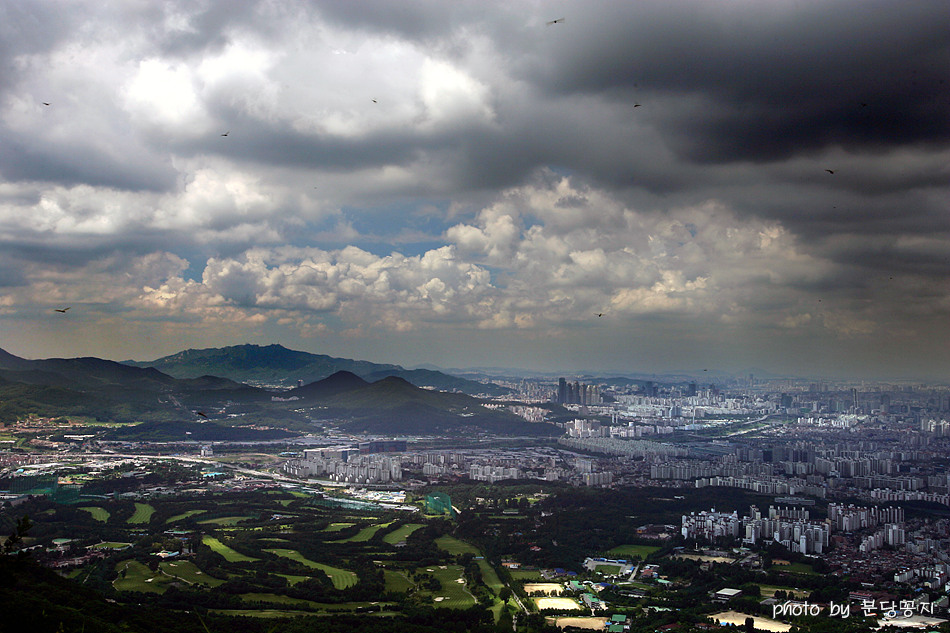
[123,343,511,396]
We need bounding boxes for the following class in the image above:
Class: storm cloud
[0,0,948,380]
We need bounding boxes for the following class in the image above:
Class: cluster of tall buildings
[282,447,402,484]
[556,378,601,406]
[681,503,907,556]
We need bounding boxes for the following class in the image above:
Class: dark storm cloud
[0,134,176,192]
[524,1,950,163]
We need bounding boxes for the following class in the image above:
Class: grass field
[80,506,110,522]
[606,544,662,559]
[383,523,424,544]
[128,503,155,524]
[166,510,206,524]
[160,560,225,587]
[202,535,259,562]
[113,560,171,594]
[264,548,359,589]
[322,522,355,531]
[435,535,479,556]
[421,565,476,609]
[90,541,132,550]
[383,569,414,593]
[777,562,818,576]
[758,585,809,599]
[335,522,392,543]
[593,564,624,575]
[197,515,253,526]
[277,574,311,586]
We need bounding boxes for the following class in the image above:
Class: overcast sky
[1,1,948,381]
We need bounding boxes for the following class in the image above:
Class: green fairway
[335,522,392,543]
[322,522,355,532]
[383,523,424,544]
[421,565,477,609]
[278,574,311,586]
[166,509,206,524]
[435,535,479,556]
[510,569,543,581]
[383,569,414,593]
[113,560,171,594]
[607,544,662,559]
[160,560,225,587]
[264,548,359,589]
[197,515,253,526]
[202,535,259,562]
[80,506,110,522]
[128,502,155,524]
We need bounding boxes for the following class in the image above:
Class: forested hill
[123,344,511,396]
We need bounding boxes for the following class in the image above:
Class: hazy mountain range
[0,346,556,437]
[123,344,511,396]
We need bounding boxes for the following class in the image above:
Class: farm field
[202,535,259,562]
[80,506,109,522]
[263,548,359,589]
[128,502,155,524]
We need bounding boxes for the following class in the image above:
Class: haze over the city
[0,1,948,380]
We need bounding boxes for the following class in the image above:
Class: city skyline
[1,1,948,381]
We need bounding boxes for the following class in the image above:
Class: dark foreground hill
[124,344,511,396]
[0,348,263,424]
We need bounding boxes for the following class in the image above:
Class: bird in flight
[196,411,209,419]
[546,17,566,25]
[825,169,835,174]
[221,131,229,137]
[372,99,377,103]
[54,307,70,313]
[595,313,605,317]
[634,104,641,108]
[42,102,50,106]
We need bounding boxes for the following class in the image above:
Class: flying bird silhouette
[196,411,209,419]
[825,169,835,174]
[221,131,229,137]
[596,313,604,317]
[54,307,70,313]
[42,102,50,106]
[372,99,377,103]
[633,104,641,107]
[546,17,565,25]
